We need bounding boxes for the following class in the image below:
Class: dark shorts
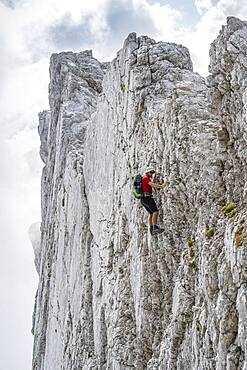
[141,196,158,214]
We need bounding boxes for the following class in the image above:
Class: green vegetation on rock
[221,203,236,216]
[204,228,214,238]
[120,81,126,93]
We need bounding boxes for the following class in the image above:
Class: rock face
[32,17,247,370]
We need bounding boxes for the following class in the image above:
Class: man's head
[145,167,156,177]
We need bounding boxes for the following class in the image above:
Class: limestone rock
[29,222,41,274]
[38,111,50,164]
[32,17,247,370]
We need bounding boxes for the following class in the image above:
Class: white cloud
[195,0,213,15]
[0,127,41,370]
[136,0,247,76]
[0,0,111,56]
[181,5,227,75]
[0,58,50,137]
[186,0,247,75]
[132,0,184,40]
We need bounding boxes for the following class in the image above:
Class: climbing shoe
[153,225,165,235]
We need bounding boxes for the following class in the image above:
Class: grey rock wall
[32,17,247,370]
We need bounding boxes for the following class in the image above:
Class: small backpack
[133,174,143,199]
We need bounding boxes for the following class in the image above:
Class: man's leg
[152,211,158,226]
[141,198,162,235]
[149,211,158,235]
[152,211,165,234]
[149,213,153,234]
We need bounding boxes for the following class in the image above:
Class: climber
[141,167,166,236]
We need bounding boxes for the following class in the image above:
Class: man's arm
[148,181,166,190]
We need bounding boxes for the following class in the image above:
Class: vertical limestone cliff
[32,17,247,370]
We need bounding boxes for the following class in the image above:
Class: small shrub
[227,210,237,218]
[188,259,197,269]
[221,203,236,215]
[189,248,194,258]
[182,250,188,259]
[204,228,214,238]
[120,81,126,93]
[187,239,193,248]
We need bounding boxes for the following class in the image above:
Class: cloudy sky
[1,0,247,369]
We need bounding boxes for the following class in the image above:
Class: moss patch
[204,228,214,238]
[221,202,236,216]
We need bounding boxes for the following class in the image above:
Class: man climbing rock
[141,167,166,236]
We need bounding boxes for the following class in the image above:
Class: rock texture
[32,17,247,370]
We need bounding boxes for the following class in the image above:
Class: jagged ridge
[32,17,247,370]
